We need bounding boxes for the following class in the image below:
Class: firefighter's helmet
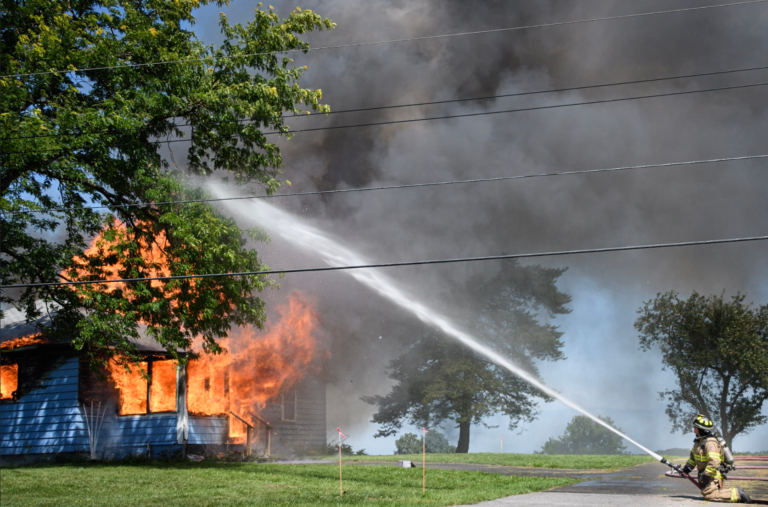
[693,414,715,433]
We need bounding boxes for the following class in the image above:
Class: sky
[184,0,768,455]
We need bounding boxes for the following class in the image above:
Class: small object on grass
[338,428,346,497]
[187,454,204,462]
[423,427,428,493]
[398,460,416,468]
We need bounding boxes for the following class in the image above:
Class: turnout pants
[701,478,739,503]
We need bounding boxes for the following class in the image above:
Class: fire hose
[660,458,768,505]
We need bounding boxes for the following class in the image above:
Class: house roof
[1,303,183,354]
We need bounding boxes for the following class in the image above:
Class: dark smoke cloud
[196,0,768,452]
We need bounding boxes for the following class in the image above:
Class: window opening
[110,360,148,415]
[149,360,177,413]
[1,364,19,400]
[187,362,230,415]
[281,387,297,422]
[108,359,177,415]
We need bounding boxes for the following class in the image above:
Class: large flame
[1,334,50,349]
[68,221,172,294]
[107,360,148,415]
[187,293,323,441]
[106,359,178,415]
[70,223,325,437]
[150,360,177,413]
[1,364,19,399]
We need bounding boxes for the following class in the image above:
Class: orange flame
[1,364,19,399]
[69,224,326,436]
[107,360,148,415]
[0,334,50,349]
[187,293,323,441]
[150,360,177,413]
[106,359,178,415]
[68,221,173,295]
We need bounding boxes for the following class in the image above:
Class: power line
[4,0,766,79]
[5,79,768,156]
[265,80,768,136]
[5,62,768,142]
[3,235,767,289]
[6,153,767,215]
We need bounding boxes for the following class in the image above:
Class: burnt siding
[1,355,87,455]
[265,377,326,452]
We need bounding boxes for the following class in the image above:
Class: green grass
[0,462,578,507]
[338,453,665,470]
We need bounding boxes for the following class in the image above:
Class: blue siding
[0,356,183,458]
[188,416,227,444]
[1,355,224,459]
[0,357,88,455]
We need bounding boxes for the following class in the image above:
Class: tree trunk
[455,420,470,453]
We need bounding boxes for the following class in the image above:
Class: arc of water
[219,194,662,461]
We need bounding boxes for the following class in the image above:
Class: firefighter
[681,414,751,503]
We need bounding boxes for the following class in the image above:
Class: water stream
[218,194,662,461]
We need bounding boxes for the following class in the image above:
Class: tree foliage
[363,262,571,453]
[0,0,334,365]
[395,430,454,455]
[635,291,768,447]
[539,415,628,455]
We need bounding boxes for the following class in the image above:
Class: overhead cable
[4,235,767,289]
[5,79,768,156]
[4,62,768,142]
[262,80,768,136]
[4,0,767,79]
[6,153,767,215]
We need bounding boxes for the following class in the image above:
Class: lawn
[0,462,578,507]
[338,453,668,470]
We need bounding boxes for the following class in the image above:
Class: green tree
[394,430,454,455]
[635,291,768,448]
[539,415,628,455]
[0,1,334,366]
[363,262,571,453]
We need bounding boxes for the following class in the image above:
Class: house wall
[1,348,183,459]
[257,376,326,454]
[188,416,228,445]
[0,353,87,456]
[1,346,327,458]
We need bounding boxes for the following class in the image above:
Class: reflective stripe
[706,453,723,459]
[704,467,723,479]
[730,488,739,502]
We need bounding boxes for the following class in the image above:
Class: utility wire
[264,80,768,136]
[6,153,767,215]
[4,235,767,289]
[4,0,766,79]
[5,79,768,156]
[5,62,768,142]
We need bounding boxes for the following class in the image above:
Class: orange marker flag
[501,436,503,454]
[422,427,428,493]
[337,428,346,497]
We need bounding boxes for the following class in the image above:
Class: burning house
[0,295,327,462]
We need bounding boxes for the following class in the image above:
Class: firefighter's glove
[681,465,693,475]
[698,474,712,487]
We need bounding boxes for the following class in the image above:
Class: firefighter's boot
[736,486,752,504]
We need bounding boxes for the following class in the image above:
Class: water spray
[218,193,765,500]
[217,195,664,458]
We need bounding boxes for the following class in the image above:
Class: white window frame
[281,388,297,422]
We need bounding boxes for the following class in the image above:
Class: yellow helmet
[693,414,715,433]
